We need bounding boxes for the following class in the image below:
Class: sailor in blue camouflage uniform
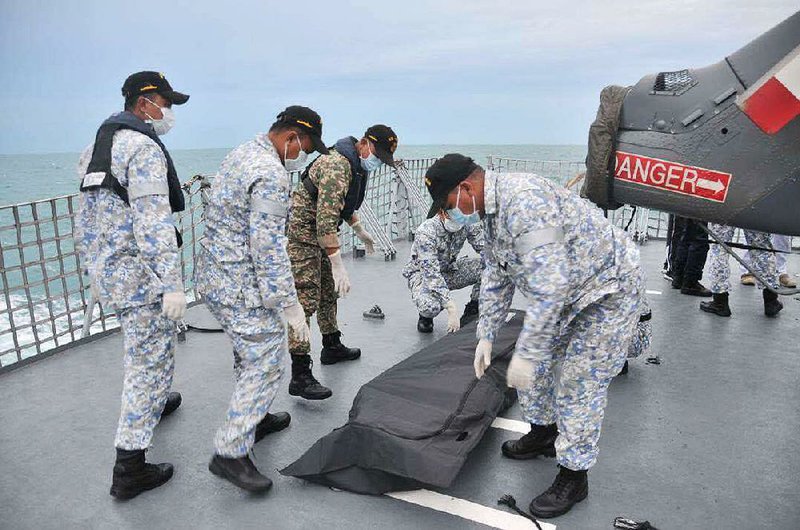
[402,214,484,333]
[194,106,326,493]
[424,154,644,520]
[75,71,189,500]
[700,224,783,317]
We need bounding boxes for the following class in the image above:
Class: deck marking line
[645,289,662,295]
[386,489,555,530]
[491,417,531,434]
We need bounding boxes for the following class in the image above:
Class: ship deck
[1,242,799,529]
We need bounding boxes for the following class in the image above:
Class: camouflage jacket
[402,216,484,302]
[195,134,297,309]
[75,129,183,311]
[477,171,641,361]
[287,150,352,248]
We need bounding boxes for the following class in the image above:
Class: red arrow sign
[614,151,732,203]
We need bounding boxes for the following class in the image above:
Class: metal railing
[0,158,439,372]
[2,154,793,372]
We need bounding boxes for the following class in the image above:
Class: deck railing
[5,154,755,372]
[0,159,437,372]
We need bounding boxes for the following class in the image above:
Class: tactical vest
[300,136,367,226]
[80,111,185,213]
[80,111,185,246]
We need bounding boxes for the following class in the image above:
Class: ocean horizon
[0,144,586,206]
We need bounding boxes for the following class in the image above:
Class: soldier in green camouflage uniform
[286,125,398,400]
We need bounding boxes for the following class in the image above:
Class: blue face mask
[360,145,383,172]
[446,186,480,226]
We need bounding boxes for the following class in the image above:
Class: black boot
[254,412,291,443]
[288,355,332,400]
[680,280,712,297]
[161,392,182,418]
[208,454,272,493]
[417,315,434,333]
[501,423,557,460]
[110,449,174,500]
[700,292,732,317]
[529,465,589,519]
[670,276,683,290]
[417,315,433,333]
[460,299,479,327]
[763,289,784,317]
[320,331,361,365]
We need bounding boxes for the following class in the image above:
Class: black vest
[301,136,368,226]
[80,111,185,213]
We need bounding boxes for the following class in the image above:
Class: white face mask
[143,98,175,136]
[284,135,308,171]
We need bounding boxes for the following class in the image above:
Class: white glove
[474,339,492,378]
[283,302,310,343]
[351,221,375,254]
[506,354,535,390]
[445,300,460,333]
[162,291,187,321]
[327,250,351,297]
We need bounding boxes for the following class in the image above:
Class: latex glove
[445,300,460,333]
[283,302,310,343]
[506,354,535,390]
[474,339,492,379]
[162,291,187,321]
[327,250,351,297]
[351,221,375,254]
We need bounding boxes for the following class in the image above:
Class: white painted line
[645,289,662,295]
[386,489,555,530]
[491,417,531,434]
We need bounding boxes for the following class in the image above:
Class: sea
[0,144,585,368]
[0,145,586,206]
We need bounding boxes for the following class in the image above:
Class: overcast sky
[0,0,797,154]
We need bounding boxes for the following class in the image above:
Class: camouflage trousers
[205,299,286,457]
[407,257,481,318]
[115,302,176,450]
[707,224,778,292]
[287,240,338,355]
[517,284,640,471]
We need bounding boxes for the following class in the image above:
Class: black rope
[497,494,543,530]
[707,240,793,254]
[623,206,637,232]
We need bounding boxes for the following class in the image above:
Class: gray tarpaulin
[280,311,524,495]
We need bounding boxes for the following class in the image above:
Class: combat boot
[763,289,784,317]
[254,412,291,443]
[529,465,589,519]
[680,280,712,297]
[417,315,434,333]
[289,355,332,400]
[460,299,479,327]
[208,454,272,493]
[320,331,361,365]
[161,391,182,418]
[109,449,174,500]
[700,292,732,317]
[501,423,557,460]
